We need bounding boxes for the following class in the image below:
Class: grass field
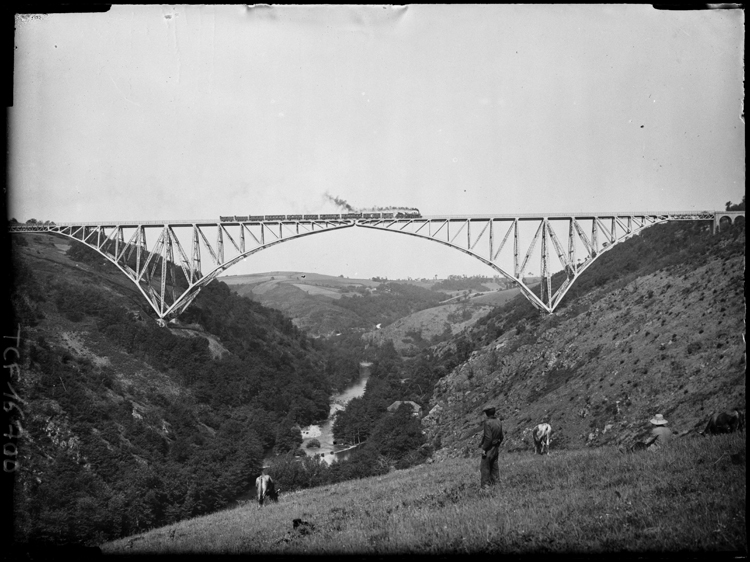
[101,432,745,555]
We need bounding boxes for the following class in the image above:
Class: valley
[5,218,746,554]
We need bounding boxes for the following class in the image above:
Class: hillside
[223,273,448,336]
[421,221,746,459]
[101,432,745,555]
[364,302,494,353]
[362,287,523,354]
[222,271,521,338]
[6,233,343,547]
[222,272,369,335]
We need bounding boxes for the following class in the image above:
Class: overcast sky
[9,5,744,279]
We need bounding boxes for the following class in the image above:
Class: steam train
[219,208,421,223]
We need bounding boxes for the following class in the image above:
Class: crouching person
[644,414,673,450]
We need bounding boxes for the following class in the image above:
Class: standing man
[478,405,504,489]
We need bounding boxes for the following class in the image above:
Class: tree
[364,405,426,465]
[725,196,745,211]
[274,414,303,454]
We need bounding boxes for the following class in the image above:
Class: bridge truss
[10,210,715,321]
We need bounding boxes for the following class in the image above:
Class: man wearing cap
[644,413,672,450]
[478,405,504,488]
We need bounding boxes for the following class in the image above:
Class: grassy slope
[364,303,494,352]
[102,432,745,554]
[226,276,372,335]
[221,271,380,288]
[362,288,523,353]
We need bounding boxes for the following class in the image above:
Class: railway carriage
[219,208,421,222]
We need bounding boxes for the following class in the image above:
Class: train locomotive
[220,208,421,223]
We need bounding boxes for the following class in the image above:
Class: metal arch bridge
[9,210,727,322]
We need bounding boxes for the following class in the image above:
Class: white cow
[255,474,279,508]
[532,423,552,455]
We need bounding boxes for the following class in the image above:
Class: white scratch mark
[107,72,140,107]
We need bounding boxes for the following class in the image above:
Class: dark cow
[256,474,279,508]
[532,423,552,455]
[702,410,745,436]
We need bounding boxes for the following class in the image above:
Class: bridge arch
[354,215,671,313]
[21,220,355,323]
[10,210,717,321]
[714,211,745,233]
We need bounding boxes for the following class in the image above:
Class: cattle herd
[251,409,744,507]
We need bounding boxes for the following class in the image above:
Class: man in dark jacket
[478,405,504,488]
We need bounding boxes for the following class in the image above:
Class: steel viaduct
[9,210,744,323]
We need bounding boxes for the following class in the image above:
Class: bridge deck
[12,210,717,229]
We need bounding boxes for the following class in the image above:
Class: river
[232,362,372,505]
[299,361,371,465]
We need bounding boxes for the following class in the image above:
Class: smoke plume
[323,193,419,214]
[324,192,358,212]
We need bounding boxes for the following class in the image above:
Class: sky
[9,5,745,280]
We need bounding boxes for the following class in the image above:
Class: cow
[255,473,279,508]
[702,409,745,436]
[532,423,552,455]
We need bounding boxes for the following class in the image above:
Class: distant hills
[221,271,531,339]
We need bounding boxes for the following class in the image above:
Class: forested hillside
[6,233,357,546]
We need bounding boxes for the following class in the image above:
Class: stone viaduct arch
[9,210,729,322]
[714,211,745,233]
